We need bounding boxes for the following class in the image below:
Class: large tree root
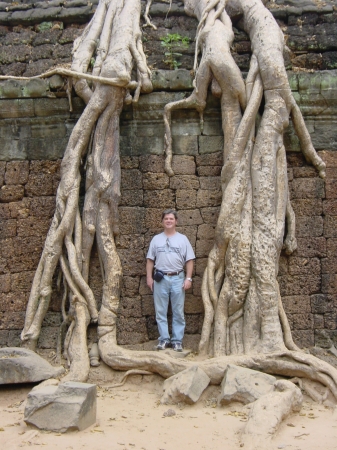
[241,379,303,450]
[99,334,337,400]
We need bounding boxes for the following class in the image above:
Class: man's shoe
[156,340,170,350]
[172,342,183,352]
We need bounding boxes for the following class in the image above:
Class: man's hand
[147,277,154,292]
[183,279,192,290]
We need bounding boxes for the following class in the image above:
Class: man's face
[162,213,177,231]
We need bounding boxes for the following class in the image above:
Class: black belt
[163,270,183,276]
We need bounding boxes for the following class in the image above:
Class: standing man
[146,209,195,352]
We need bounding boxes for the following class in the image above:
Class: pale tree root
[240,379,303,450]
[99,334,337,400]
[104,370,154,389]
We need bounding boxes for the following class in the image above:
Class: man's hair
[161,209,178,221]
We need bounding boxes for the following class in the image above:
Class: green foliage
[160,33,190,70]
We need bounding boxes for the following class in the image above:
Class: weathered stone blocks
[24,381,96,432]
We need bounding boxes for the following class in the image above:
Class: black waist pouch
[153,270,165,282]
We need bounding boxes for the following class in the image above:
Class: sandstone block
[199,136,223,154]
[185,314,202,334]
[176,209,203,226]
[142,295,155,316]
[282,295,311,314]
[120,189,143,206]
[218,365,276,406]
[119,207,145,234]
[25,173,54,197]
[199,176,221,190]
[0,273,10,293]
[195,258,208,277]
[323,200,337,215]
[322,274,337,294]
[278,274,320,296]
[296,216,323,237]
[5,161,29,185]
[143,189,175,208]
[117,317,148,345]
[7,252,41,273]
[172,135,198,156]
[24,381,96,432]
[38,326,59,349]
[311,294,335,314]
[327,238,337,257]
[0,204,10,219]
[0,330,9,346]
[170,175,199,190]
[290,178,325,199]
[197,165,222,176]
[139,155,164,173]
[196,239,213,258]
[121,276,140,297]
[200,207,220,224]
[293,166,317,178]
[0,184,24,202]
[161,366,210,405]
[184,294,204,314]
[116,234,144,250]
[196,152,222,166]
[0,219,16,238]
[0,312,25,330]
[145,208,163,230]
[121,169,142,190]
[291,199,322,216]
[288,257,320,275]
[324,215,337,238]
[139,276,153,295]
[197,223,215,240]
[176,189,197,209]
[295,237,326,258]
[118,296,142,318]
[292,330,314,348]
[143,172,169,190]
[0,348,64,385]
[118,249,145,276]
[197,189,222,207]
[325,179,337,199]
[0,161,5,187]
[292,313,314,330]
[9,198,31,219]
[120,156,139,169]
[322,257,337,274]
[171,155,196,175]
[0,292,27,311]
[17,217,51,237]
[314,314,325,329]
[324,312,337,330]
[318,150,337,167]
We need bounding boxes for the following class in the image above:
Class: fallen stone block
[218,364,276,406]
[161,365,210,404]
[24,381,97,432]
[0,347,65,385]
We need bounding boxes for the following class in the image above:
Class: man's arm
[183,259,194,291]
[146,258,155,292]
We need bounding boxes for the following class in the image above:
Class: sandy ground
[1,358,337,450]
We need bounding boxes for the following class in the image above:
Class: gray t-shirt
[147,232,195,273]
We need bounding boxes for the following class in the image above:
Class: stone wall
[0,0,337,78]
[0,0,337,350]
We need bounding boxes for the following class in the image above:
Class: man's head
[161,209,178,234]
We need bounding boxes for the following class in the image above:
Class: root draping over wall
[15,0,337,402]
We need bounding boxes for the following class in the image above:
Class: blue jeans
[153,272,185,343]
